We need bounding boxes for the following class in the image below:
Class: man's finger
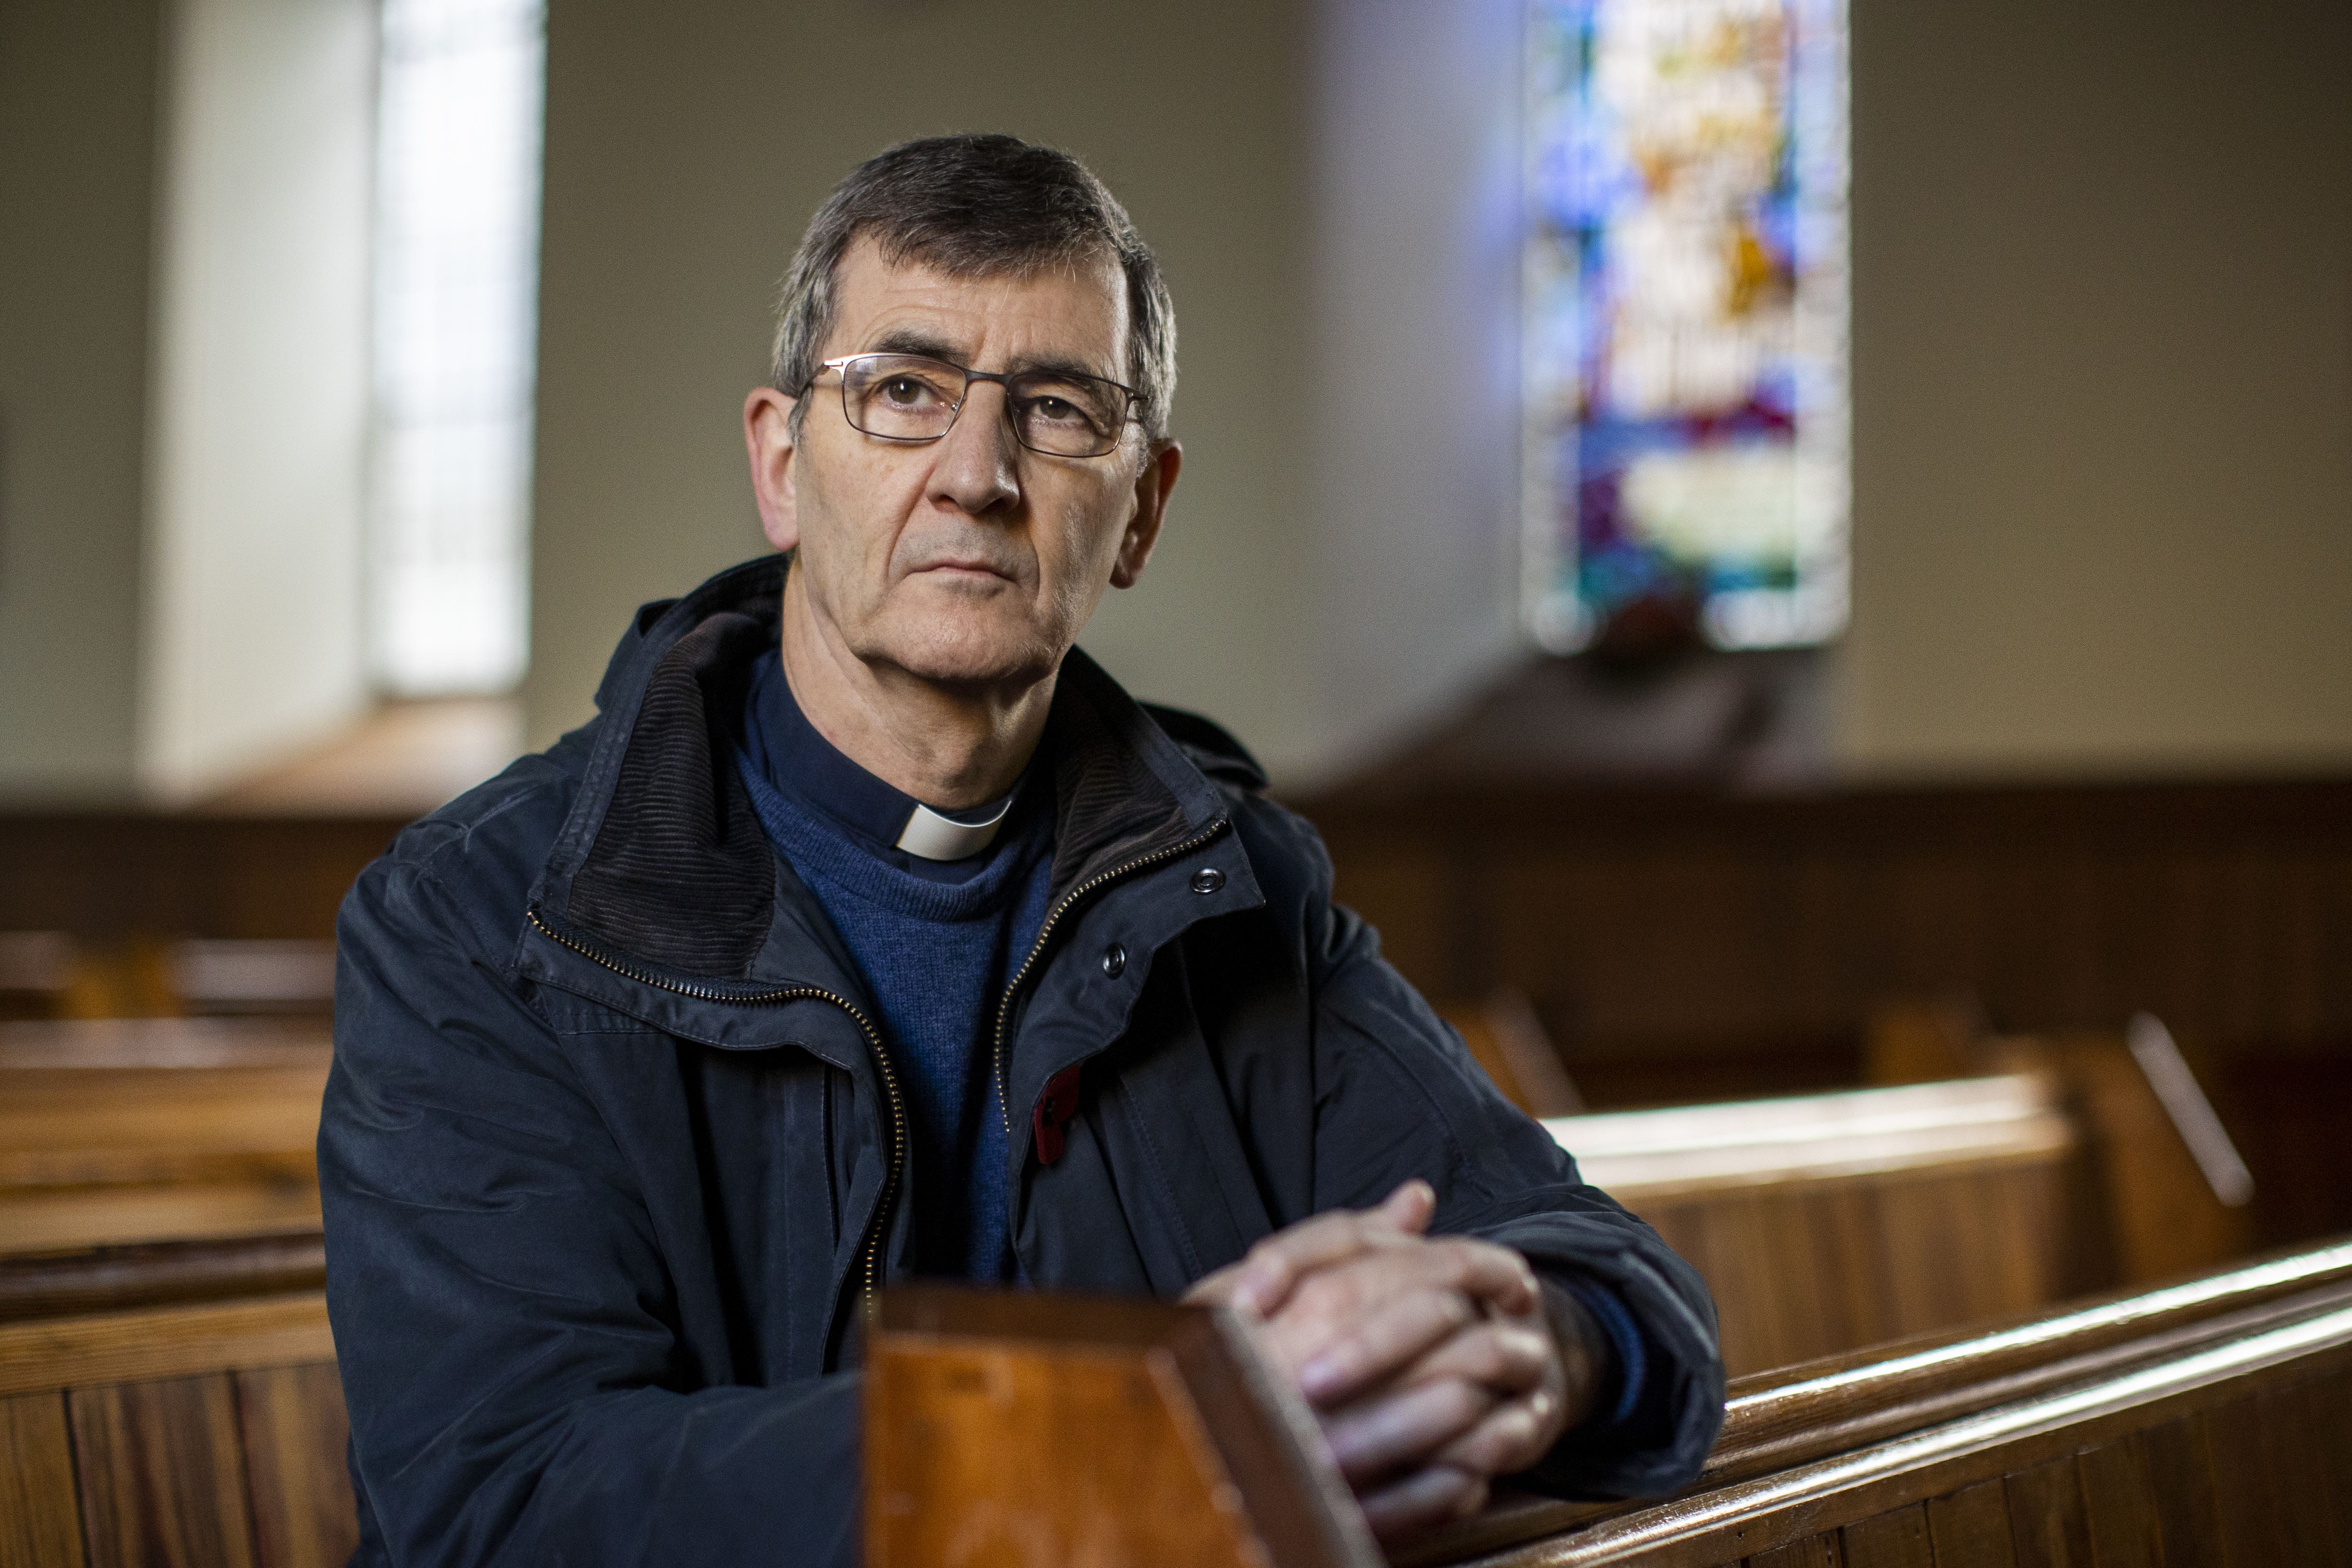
[1228,1181,1435,1316]
[1297,1286,1477,1405]
[1320,1376,1496,1482]
[1433,1385,1563,1479]
[1356,1464,1489,1541]
[1389,1318,1554,1400]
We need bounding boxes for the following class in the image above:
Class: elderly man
[323,134,1723,1567]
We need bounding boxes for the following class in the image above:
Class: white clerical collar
[894,794,1015,862]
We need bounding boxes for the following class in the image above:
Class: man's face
[747,237,1177,692]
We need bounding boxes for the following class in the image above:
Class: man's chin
[870,620,1061,692]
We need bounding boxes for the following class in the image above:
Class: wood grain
[233,1363,356,1568]
[0,1293,333,1398]
[1925,1481,2015,1568]
[0,1390,85,1568]
[0,1234,325,1324]
[1838,1505,1932,1568]
[69,1374,256,1568]
[2003,1458,2091,1568]
[867,1287,1379,1568]
[2127,1418,2225,1567]
[2195,1395,2291,1568]
[1746,1534,1840,1567]
[2075,1441,2163,1568]
[0,1184,323,1258]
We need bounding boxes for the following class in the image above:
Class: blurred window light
[370,0,545,695]
[1523,0,1850,652]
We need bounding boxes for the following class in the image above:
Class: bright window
[1523,0,1849,651]
[370,0,545,695]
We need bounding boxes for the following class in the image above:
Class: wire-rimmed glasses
[801,353,1141,458]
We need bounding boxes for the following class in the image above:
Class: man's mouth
[915,558,1017,582]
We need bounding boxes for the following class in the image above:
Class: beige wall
[0,0,160,801]
[1842,0,2352,777]
[3,0,2346,799]
[141,0,374,801]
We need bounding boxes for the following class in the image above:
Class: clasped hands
[1183,1180,1607,1541]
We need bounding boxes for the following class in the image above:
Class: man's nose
[928,382,1021,518]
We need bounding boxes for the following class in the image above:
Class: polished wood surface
[0,1291,349,1568]
[0,1392,86,1568]
[1398,1239,2352,1567]
[0,1021,329,1259]
[70,1375,259,1568]
[1547,1077,2095,1375]
[0,1236,326,1324]
[233,1363,357,1568]
[0,1293,335,1399]
[866,1286,1380,1568]
[1301,777,2352,1068]
[0,816,404,949]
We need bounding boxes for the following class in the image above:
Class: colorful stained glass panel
[1524,0,1849,650]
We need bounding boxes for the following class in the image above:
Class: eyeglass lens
[838,355,1128,457]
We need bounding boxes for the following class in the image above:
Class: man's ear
[1110,439,1181,590]
[745,385,800,553]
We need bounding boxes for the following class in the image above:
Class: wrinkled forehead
[825,234,1131,380]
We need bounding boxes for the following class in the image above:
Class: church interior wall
[1842,0,2352,781]
[0,0,162,801]
[0,0,2346,801]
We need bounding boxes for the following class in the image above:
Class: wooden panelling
[1555,1077,2089,1374]
[2002,1458,2091,1568]
[1745,1536,1840,1567]
[69,1374,257,1568]
[0,1391,85,1568]
[2074,1440,2164,1568]
[1304,778,2352,1062]
[1838,1505,1933,1568]
[1399,1238,2352,1567]
[0,1294,335,1400]
[233,1363,355,1568]
[0,816,405,946]
[0,1023,330,1259]
[1307,776,2352,1251]
[2127,1419,2224,1566]
[1923,1482,2013,1568]
[0,1236,326,1325]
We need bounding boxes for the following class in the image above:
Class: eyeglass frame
[796,352,1146,458]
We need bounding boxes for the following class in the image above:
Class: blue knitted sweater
[733,656,1051,1281]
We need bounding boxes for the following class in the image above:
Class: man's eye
[883,378,934,405]
[1029,396,1080,423]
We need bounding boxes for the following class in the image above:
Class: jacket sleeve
[321,854,860,1568]
[1302,899,1726,1500]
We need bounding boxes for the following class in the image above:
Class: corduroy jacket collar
[523,555,1264,995]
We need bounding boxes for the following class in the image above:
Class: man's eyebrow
[859,328,1119,385]
[865,327,968,362]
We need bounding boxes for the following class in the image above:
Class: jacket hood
[525,554,1266,986]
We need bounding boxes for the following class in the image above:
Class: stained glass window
[1523,0,1848,651]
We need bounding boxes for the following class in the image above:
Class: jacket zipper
[525,907,909,1307]
[992,817,1232,1141]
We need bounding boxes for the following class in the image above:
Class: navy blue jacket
[320,556,1725,1567]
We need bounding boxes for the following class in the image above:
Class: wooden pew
[1405,1237,2352,1566]
[1440,989,1585,1117]
[1866,1004,2258,1289]
[864,1240,2352,1568]
[0,1288,351,1568]
[0,1020,329,1257]
[10,1239,2348,1568]
[1546,1076,2102,1376]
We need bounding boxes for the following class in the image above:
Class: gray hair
[770,134,1177,444]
